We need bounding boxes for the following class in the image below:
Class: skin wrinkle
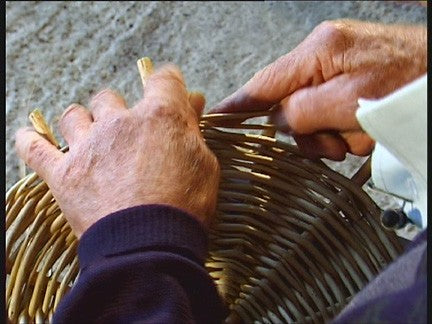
[15,20,426,234]
[60,103,87,124]
[309,51,326,86]
[313,22,344,79]
[15,65,220,238]
[59,107,93,146]
[289,54,311,94]
[27,139,51,168]
[209,19,426,161]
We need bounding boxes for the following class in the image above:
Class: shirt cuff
[78,204,209,270]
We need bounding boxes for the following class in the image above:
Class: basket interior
[6,119,403,323]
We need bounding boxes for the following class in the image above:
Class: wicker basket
[6,59,403,323]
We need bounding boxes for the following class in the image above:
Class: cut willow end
[137,57,154,88]
[29,109,59,148]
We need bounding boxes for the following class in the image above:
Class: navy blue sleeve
[52,205,227,324]
[331,230,427,324]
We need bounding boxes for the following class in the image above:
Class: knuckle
[150,102,170,115]
[315,20,346,43]
[63,103,83,115]
[60,104,83,125]
[146,100,181,121]
[90,88,118,106]
[93,88,114,100]
[148,74,184,95]
[153,65,184,84]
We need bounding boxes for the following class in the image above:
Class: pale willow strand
[5,57,402,324]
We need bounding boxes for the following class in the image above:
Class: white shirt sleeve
[356,74,427,228]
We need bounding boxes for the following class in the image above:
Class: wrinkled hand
[211,19,427,160]
[15,66,220,238]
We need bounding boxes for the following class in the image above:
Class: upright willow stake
[137,57,154,88]
[29,109,60,148]
[6,56,390,324]
[17,109,60,179]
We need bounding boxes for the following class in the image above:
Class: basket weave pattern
[6,57,402,322]
[201,124,402,322]
[6,117,402,323]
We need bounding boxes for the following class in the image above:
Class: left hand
[15,65,220,238]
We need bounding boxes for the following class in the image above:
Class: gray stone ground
[6,1,426,217]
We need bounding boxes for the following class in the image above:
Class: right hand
[210,19,427,161]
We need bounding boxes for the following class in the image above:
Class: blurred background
[6,1,427,215]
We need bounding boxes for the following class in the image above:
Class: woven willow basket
[6,59,403,324]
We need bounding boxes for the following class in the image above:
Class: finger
[188,91,206,118]
[210,53,320,114]
[15,127,64,182]
[340,131,375,156]
[210,22,347,115]
[271,73,366,135]
[293,132,348,161]
[135,64,193,119]
[59,103,93,145]
[89,89,128,121]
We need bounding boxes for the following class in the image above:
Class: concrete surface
[6,1,426,214]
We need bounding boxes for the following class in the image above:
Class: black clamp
[380,208,411,230]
